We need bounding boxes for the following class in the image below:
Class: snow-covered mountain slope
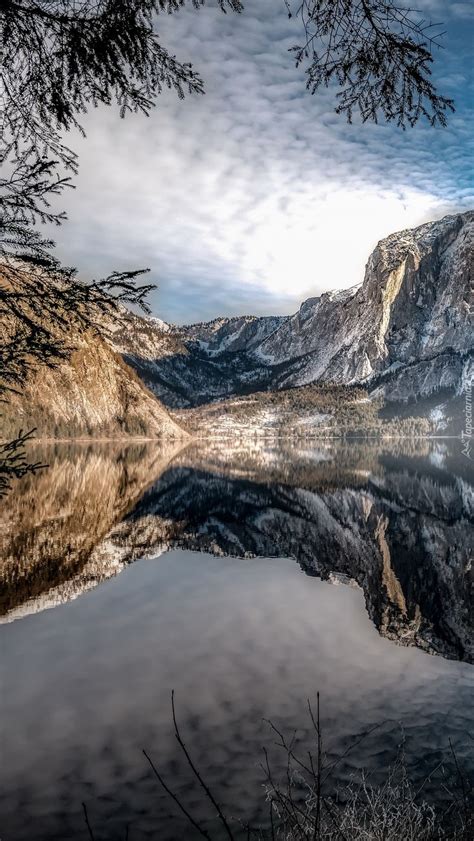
[108,212,473,416]
[179,314,287,356]
[259,211,473,395]
[108,310,282,407]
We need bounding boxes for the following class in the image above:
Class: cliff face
[109,212,473,418]
[256,213,472,385]
[180,314,287,356]
[1,278,187,439]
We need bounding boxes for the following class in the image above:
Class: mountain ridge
[2,212,472,439]
[109,211,473,430]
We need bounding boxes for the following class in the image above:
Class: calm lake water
[0,439,473,840]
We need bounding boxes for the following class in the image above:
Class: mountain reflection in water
[0,440,473,841]
[1,439,473,661]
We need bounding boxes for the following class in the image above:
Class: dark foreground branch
[0,428,45,497]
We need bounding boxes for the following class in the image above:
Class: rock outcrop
[254,212,472,390]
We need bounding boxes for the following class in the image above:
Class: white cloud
[49,0,473,322]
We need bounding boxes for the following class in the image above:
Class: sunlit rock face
[2,442,472,665]
[0,271,188,440]
[111,212,473,420]
[257,212,472,386]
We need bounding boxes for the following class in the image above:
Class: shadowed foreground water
[0,439,473,840]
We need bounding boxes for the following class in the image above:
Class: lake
[0,439,473,840]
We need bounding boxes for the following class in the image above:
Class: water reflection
[0,439,473,840]
[2,439,473,662]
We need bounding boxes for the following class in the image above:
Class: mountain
[109,212,473,428]
[110,309,280,408]
[0,274,187,440]
[3,212,471,439]
[1,330,186,439]
[250,212,472,391]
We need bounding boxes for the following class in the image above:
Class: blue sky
[51,0,474,324]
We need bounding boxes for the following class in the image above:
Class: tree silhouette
[0,429,46,498]
[290,0,454,128]
[2,0,237,395]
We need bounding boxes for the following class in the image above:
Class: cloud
[451,3,474,18]
[49,0,474,323]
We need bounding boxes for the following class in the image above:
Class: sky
[51,0,474,324]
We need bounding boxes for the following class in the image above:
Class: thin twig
[142,748,213,841]
[171,690,236,841]
[82,802,96,841]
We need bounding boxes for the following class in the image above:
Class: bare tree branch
[285,0,454,127]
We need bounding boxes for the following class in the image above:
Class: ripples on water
[0,439,473,839]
